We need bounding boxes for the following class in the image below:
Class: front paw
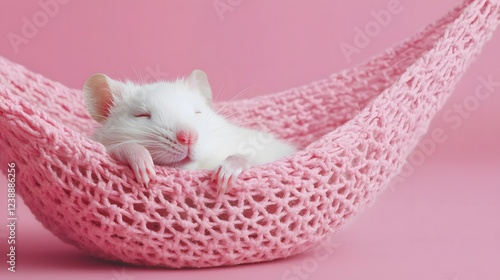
[212,155,250,195]
[129,153,156,187]
[110,144,156,187]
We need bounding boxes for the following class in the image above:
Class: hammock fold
[1,0,499,268]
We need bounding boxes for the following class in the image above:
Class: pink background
[0,0,499,279]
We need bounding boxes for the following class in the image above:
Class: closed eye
[134,113,151,119]
[195,110,201,115]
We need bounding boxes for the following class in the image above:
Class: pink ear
[188,69,213,106]
[83,73,115,123]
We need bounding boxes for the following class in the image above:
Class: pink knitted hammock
[1,0,499,268]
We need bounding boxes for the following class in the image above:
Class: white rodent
[83,69,296,194]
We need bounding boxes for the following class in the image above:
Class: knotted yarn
[0,0,498,268]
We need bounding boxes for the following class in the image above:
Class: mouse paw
[111,143,156,187]
[212,155,250,195]
[130,156,156,188]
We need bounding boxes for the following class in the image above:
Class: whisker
[208,84,256,124]
[208,120,263,133]
[130,64,143,84]
[213,81,226,103]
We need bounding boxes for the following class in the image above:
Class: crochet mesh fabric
[0,0,498,268]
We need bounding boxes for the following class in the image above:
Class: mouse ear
[83,73,120,123]
[188,69,213,106]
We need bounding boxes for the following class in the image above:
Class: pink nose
[176,129,198,146]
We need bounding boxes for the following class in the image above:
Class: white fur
[84,71,296,192]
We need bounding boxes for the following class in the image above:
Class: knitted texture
[0,0,498,268]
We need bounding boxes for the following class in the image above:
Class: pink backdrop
[1,0,499,279]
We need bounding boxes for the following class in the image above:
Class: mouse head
[84,69,218,166]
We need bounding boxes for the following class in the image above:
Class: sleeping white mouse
[83,69,296,194]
